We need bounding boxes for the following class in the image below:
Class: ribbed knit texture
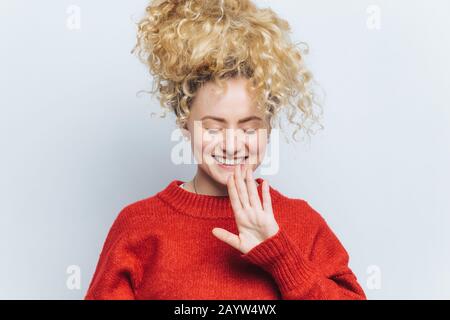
[85,178,366,300]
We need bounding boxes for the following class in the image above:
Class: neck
[194,167,228,196]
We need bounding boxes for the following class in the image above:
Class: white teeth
[213,156,246,165]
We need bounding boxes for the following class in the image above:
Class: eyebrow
[200,116,263,124]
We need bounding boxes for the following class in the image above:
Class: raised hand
[212,164,280,254]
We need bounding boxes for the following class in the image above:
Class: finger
[245,168,262,211]
[227,174,242,212]
[212,228,241,251]
[235,164,250,208]
[262,179,272,212]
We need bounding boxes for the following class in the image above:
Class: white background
[0,0,449,299]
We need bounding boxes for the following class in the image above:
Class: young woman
[85,0,366,300]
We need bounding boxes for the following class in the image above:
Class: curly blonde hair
[132,0,324,142]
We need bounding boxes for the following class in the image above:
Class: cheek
[257,133,268,154]
[247,134,268,166]
[191,132,219,164]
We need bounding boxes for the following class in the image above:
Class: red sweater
[85,178,366,300]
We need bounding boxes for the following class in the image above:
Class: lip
[212,155,248,171]
[216,162,245,171]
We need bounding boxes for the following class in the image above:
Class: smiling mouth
[212,155,249,166]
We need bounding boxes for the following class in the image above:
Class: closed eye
[206,128,222,134]
[205,128,258,135]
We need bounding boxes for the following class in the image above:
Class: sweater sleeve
[240,212,366,300]
[84,209,145,300]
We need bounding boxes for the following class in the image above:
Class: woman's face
[183,77,270,186]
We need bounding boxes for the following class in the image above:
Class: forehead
[190,77,264,121]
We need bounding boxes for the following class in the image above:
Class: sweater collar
[156,177,283,219]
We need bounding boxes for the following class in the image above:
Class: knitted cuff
[240,228,321,294]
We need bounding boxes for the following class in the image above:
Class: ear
[181,125,191,141]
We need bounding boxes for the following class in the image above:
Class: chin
[211,164,258,185]
[211,170,233,186]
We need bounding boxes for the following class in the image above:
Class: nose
[221,128,246,158]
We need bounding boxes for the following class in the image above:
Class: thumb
[212,228,240,251]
